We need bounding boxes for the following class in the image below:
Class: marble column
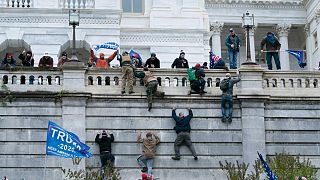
[210,21,223,56]
[304,23,313,70]
[244,26,256,62]
[276,23,291,70]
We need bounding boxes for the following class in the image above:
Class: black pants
[100,152,115,167]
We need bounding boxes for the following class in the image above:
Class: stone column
[210,21,223,56]
[276,23,291,70]
[304,23,313,70]
[244,26,257,63]
[238,64,267,172]
[316,15,320,70]
[61,61,89,177]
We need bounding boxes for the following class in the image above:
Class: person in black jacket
[171,51,189,69]
[171,107,198,161]
[145,53,160,68]
[190,63,206,94]
[18,49,34,67]
[95,130,115,167]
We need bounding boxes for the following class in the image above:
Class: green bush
[219,153,317,180]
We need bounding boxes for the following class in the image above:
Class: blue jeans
[137,155,154,175]
[228,50,238,69]
[221,95,233,118]
[266,52,281,70]
[213,59,226,69]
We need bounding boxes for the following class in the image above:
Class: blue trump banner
[286,50,306,68]
[258,152,277,180]
[93,42,119,51]
[46,121,92,158]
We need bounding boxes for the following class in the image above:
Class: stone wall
[0,64,320,179]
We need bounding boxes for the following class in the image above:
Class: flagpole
[262,50,306,53]
[43,154,48,180]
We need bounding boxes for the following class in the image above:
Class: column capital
[315,8,320,24]
[210,21,224,34]
[276,23,291,37]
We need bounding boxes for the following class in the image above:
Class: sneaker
[194,156,198,160]
[148,107,152,111]
[171,156,180,160]
[141,167,148,173]
[121,90,125,94]
[129,91,135,94]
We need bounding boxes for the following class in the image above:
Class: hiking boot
[221,117,227,123]
[171,156,180,160]
[141,167,148,173]
[194,156,198,160]
[121,90,125,94]
[129,91,135,94]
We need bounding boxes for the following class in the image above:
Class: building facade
[0,0,319,70]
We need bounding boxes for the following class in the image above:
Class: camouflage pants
[146,81,164,109]
[121,66,134,92]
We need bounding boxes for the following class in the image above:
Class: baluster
[16,0,19,7]
[21,0,25,7]
[82,0,86,8]
[26,0,30,7]
[6,0,9,7]
[72,0,76,8]
[11,0,15,7]
[67,0,70,8]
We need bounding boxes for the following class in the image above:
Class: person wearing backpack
[188,63,206,94]
[220,73,240,123]
[260,32,281,70]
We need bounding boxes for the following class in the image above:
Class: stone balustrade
[0,0,33,8]
[58,0,94,9]
[1,66,320,98]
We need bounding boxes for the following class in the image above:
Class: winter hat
[6,53,12,58]
[226,73,231,78]
[229,28,234,32]
[180,50,185,55]
[141,173,148,180]
[195,63,201,68]
[26,51,32,55]
[151,53,156,57]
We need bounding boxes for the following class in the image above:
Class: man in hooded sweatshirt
[137,132,160,178]
[171,107,198,161]
[260,32,281,70]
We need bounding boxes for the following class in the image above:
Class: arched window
[207,78,212,87]
[47,76,52,85]
[20,76,26,85]
[114,77,119,86]
[38,76,43,85]
[165,77,170,87]
[97,76,102,85]
[3,75,8,84]
[12,76,17,84]
[157,77,162,86]
[88,76,93,85]
[55,76,60,85]
[29,76,34,85]
[105,77,110,86]
[173,77,178,87]
[182,77,187,87]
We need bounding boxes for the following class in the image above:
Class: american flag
[212,55,221,64]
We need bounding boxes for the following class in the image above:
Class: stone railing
[0,68,62,92]
[1,66,320,97]
[58,0,94,9]
[0,0,33,8]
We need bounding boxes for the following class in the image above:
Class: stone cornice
[205,1,305,9]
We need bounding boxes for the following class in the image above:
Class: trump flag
[46,121,92,158]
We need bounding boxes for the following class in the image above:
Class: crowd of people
[0,29,285,71]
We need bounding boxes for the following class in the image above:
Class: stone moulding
[205,2,305,9]
[0,16,120,25]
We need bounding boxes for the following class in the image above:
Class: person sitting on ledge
[188,63,206,94]
[1,53,16,68]
[38,52,53,68]
[18,49,34,67]
[96,50,118,69]
[171,107,198,161]
[209,51,228,70]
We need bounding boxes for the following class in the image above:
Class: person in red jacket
[96,50,118,69]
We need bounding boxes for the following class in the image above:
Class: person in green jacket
[171,107,198,161]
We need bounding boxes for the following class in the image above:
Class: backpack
[187,68,197,81]
[220,79,229,91]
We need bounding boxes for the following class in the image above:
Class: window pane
[122,0,132,12]
[133,0,142,13]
